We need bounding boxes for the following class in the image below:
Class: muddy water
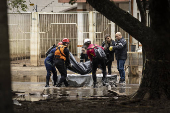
[12,76,141,101]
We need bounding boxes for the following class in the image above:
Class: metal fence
[125,52,143,66]
[8,13,31,64]
[8,12,140,66]
[95,12,111,45]
[39,13,78,56]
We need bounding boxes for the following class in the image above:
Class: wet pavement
[12,76,141,101]
[11,59,142,102]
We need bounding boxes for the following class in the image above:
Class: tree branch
[136,0,147,73]
[143,0,146,12]
[149,0,170,35]
[136,0,146,25]
[86,0,156,46]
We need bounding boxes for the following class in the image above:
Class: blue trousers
[117,60,126,81]
[44,60,57,83]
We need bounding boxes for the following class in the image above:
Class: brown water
[12,76,141,101]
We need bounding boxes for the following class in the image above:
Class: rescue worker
[102,34,115,75]
[46,42,62,56]
[44,42,62,87]
[84,39,107,88]
[57,42,63,46]
[80,45,89,62]
[50,38,71,87]
[109,32,127,83]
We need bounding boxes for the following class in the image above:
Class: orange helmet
[62,38,70,43]
[57,42,62,46]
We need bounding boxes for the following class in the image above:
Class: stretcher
[67,52,92,75]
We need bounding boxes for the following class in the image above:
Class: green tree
[69,0,170,100]
[0,0,13,113]
[8,0,28,12]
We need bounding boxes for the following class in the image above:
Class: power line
[40,1,55,12]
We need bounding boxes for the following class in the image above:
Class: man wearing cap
[84,39,107,88]
[50,38,71,87]
[44,41,62,87]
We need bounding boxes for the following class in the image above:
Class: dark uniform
[44,52,57,87]
[80,53,89,62]
[102,40,115,75]
[87,44,106,87]
[50,45,71,87]
[113,37,127,83]
[44,44,57,87]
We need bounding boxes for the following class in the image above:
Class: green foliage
[8,0,28,12]
[69,0,77,5]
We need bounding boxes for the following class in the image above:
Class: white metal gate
[39,13,78,57]
[8,13,31,64]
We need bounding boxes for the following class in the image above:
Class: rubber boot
[53,76,58,86]
[45,76,50,87]
[64,80,69,87]
[52,70,57,86]
[53,80,57,86]
[102,77,106,86]
[93,82,97,88]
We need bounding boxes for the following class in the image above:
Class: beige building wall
[119,3,129,11]
[8,0,77,13]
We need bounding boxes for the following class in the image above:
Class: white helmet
[84,39,91,44]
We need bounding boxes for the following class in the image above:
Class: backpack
[93,44,106,59]
[46,44,56,56]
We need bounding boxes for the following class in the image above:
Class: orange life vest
[54,45,67,61]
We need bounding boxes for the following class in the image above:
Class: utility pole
[36,5,37,12]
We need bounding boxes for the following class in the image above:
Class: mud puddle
[12,77,140,101]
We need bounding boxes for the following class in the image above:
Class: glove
[109,46,116,51]
[109,46,113,51]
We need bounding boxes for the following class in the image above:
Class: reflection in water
[12,75,46,82]
[119,87,125,93]
[41,87,109,100]
[127,77,141,84]
[93,89,97,95]
[12,76,141,101]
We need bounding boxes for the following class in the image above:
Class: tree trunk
[134,49,170,99]
[133,0,170,99]
[0,0,13,113]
